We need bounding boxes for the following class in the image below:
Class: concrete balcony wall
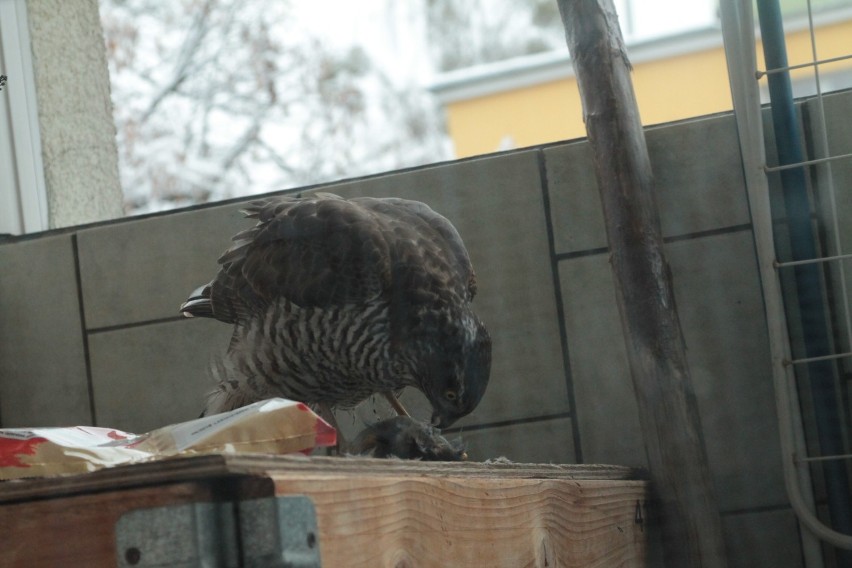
[4,94,844,565]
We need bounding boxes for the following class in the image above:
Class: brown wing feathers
[182,194,473,326]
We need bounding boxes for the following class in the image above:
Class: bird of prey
[180,193,491,428]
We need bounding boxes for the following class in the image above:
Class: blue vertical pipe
[756,0,852,556]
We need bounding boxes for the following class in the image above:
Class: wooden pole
[556,1,728,566]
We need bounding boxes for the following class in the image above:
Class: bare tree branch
[140,0,214,122]
[103,0,450,213]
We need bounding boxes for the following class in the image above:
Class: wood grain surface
[271,472,647,568]
[0,454,648,567]
[1,482,222,568]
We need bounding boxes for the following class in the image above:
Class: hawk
[180,193,491,428]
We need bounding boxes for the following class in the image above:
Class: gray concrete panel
[545,113,750,256]
[88,318,231,433]
[459,417,575,464]
[76,203,247,329]
[666,230,786,511]
[722,508,803,568]
[560,230,786,510]
[646,114,751,237]
[0,235,91,426]
[543,141,607,254]
[558,254,648,469]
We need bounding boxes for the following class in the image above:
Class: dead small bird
[350,416,467,461]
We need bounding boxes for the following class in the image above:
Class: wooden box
[0,455,648,567]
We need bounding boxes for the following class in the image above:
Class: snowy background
[100,0,720,215]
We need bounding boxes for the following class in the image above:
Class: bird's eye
[444,390,457,401]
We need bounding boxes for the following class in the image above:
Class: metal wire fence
[721,1,852,566]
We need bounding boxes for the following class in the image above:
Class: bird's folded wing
[210,194,476,318]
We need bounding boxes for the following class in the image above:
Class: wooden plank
[270,472,647,568]
[0,453,645,504]
[0,481,232,568]
[0,453,237,504]
[1,455,648,567]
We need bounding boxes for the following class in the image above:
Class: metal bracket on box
[115,495,321,568]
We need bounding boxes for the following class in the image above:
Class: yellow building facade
[431,8,852,158]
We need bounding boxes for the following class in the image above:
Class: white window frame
[0,0,48,235]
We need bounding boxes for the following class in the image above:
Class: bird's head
[421,313,492,429]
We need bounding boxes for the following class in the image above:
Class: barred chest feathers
[220,299,417,409]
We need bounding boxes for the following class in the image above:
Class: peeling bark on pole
[556,1,728,566]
